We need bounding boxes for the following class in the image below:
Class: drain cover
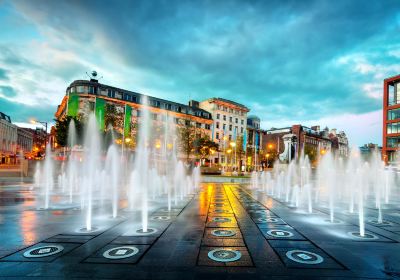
[324,219,342,224]
[212,217,231,223]
[258,217,279,223]
[23,245,64,258]
[348,231,378,240]
[135,228,158,235]
[267,229,294,238]
[103,246,139,259]
[208,249,242,262]
[212,209,231,214]
[286,250,324,264]
[76,227,99,233]
[211,229,236,237]
[368,219,392,226]
[151,216,171,221]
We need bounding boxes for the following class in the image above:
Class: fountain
[33,96,201,235]
[249,147,399,240]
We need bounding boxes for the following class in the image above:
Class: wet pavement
[0,182,399,279]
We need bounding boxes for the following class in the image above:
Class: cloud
[0,85,16,97]
[0,68,8,80]
[0,0,398,145]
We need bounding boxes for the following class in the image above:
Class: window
[77,86,85,93]
[107,89,115,98]
[196,122,201,128]
[387,122,400,134]
[229,124,232,131]
[89,86,95,94]
[216,132,219,139]
[228,135,232,141]
[388,83,400,106]
[70,86,75,93]
[229,117,232,122]
[205,124,211,130]
[217,113,220,119]
[115,92,122,99]
[241,127,244,133]
[223,115,226,121]
[388,108,400,120]
[241,119,244,125]
[223,124,226,130]
[235,118,238,124]
[387,137,400,148]
[216,122,220,129]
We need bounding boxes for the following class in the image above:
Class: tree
[54,116,84,147]
[304,144,317,163]
[177,121,196,162]
[193,136,219,162]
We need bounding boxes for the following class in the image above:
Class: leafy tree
[193,136,219,161]
[54,116,84,147]
[304,144,317,163]
[177,121,196,162]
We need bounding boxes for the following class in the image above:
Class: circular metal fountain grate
[348,231,378,240]
[135,228,158,235]
[368,219,392,226]
[76,227,100,233]
[258,217,279,223]
[103,246,139,259]
[208,249,242,262]
[150,216,171,221]
[324,219,343,224]
[23,245,64,258]
[212,217,232,223]
[211,229,236,237]
[267,229,294,238]
[286,250,324,264]
[212,209,231,214]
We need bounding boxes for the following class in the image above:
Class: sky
[0,0,399,146]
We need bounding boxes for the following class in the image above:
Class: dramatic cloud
[0,0,399,145]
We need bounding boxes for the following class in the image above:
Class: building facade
[382,74,400,164]
[246,116,265,170]
[17,127,34,156]
[264,124,348,164]
[0,112,17,164]
[55,78,213,161]
[198,98,249,168]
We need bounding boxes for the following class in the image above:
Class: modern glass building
[383,74,400,164]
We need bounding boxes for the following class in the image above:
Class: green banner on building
[95,97,105,131]
[67,93,79,117]
[124,104,132,137]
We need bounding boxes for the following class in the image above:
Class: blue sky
[0,0,399,146]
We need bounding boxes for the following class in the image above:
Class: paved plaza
[0,182,399,279]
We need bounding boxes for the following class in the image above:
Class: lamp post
[30,119,48,157]
[230,141,236,171]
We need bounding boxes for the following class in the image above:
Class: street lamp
[30,119,48,154]
[230,141,237,172]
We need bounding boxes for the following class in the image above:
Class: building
[0,112,17,164]
[360,143,381,161]
[55,77,213,161]
[246,115,265,170]
[382,74,400,164]
[17,127,34,156]
[264,124,348,164]
[198,98,249,168]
